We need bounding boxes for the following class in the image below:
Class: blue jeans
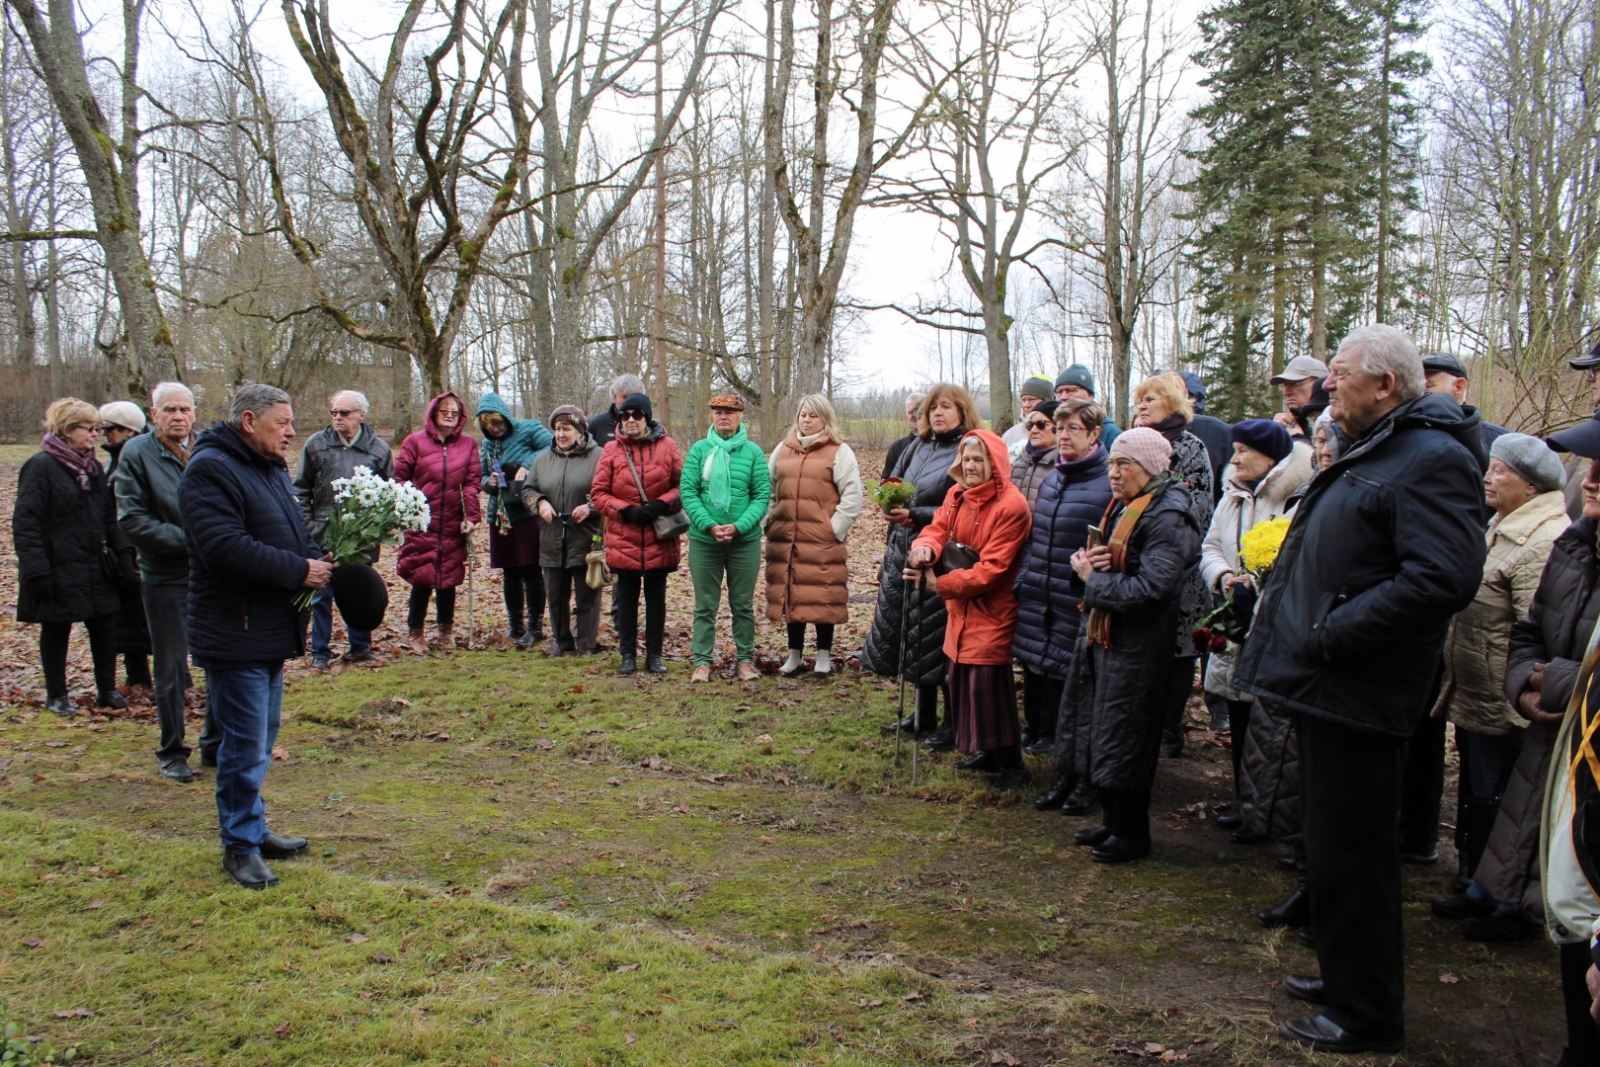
[207,663,284,855]
[311,586,370,657]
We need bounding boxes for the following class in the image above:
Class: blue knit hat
[1230,419,1293,464]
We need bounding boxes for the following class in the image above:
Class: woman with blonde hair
[13,398,134,715]
[765,394,865,675]
[862,383,981,746]
[1131,371,1215,758]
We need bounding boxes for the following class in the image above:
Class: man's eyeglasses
[621,410,648,422]
[329,408,358,417]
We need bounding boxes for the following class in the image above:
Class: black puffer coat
[1011,447,1111,679]
[860,429,962,685]
[180,421,317,665]
[1054,475,1202,789]
[14,450,132,624]
[103,437,151,662]
[1237,698,1301,845]
[1234,393,1488,737]
[1474,719,1558,917]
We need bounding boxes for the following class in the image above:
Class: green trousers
[689,535,761,666]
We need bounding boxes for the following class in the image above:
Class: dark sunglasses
[92,423,116,434]
[329,408,358,417]
[621,410,648,422]
[1024,418,1051,430]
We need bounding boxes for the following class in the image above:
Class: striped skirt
[951,662,1020,753]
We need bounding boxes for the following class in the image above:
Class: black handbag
[622,445,689,541]
[933,500,981,574]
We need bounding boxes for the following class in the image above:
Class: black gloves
[643,499,668,519]
[618,506,651,526]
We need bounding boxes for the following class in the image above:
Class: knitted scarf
[1085,473,1171,649]
[41,432,101,491]
[700,423,748,512]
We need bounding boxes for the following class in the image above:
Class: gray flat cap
[1490,432,1567,492]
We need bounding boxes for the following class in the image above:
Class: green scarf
[702,423,748,512]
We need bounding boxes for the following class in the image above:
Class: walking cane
[911,570,923,788]
[893,569,912,769]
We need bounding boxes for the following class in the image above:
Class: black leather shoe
[1281,974,1327,1005]
[1463,908,1542,942]
[515,630,538,649]
[954,751,1000,772]
[618,655,637,676]
[98,690,128,710]
[1020,730,1037,750]
[1258,882,1311,929]
[1276,853,1299,872]
[1034,774,1073,811]
[45,695,74,717]
[1399,847,1439,865]
[200,751,219,769]
[1432,893,1495,921]
[344,650,382,664]
[646,655,668,675]
[1280,1014,1402,1054]
[1024,735,1055,756]
[311,654,331,670]
[1159,732,1184,758]
[223,852,278,890]
[922,727,956,752]
[1090,835,1151,864]
[1297,926,1316,949]
[990,767,1033,793]
[883,715,931,736]
[1073,824,1112,847]
[1215,811,1243,830]
[159,759,195,783]
[259,832,309,859]
[1060,784,1101,817]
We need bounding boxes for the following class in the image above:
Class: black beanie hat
[621,392,653,422]
[1230,419,1294,464]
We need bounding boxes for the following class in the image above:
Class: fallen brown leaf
[21,937,44,948]
[625,1032,637,1045]
[51,1009,91,1019]
[274,1021,291,1038]
[347,932,370,943]
[270,747,288,761]
[1439,972,1461,984]
[615,962,639,973]
[990,1053,1020,1067]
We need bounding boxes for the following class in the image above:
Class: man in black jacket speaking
[1233,324,1487,1054]
[180,383,332,890]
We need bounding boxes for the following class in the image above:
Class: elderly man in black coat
[181,383,333,890]
[1233,324,1487,1054]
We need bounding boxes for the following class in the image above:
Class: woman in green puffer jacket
[680,394,771,682]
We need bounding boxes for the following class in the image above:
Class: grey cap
[1269,355,1329,384]
[1570,338,1600,371]
[1490,432,1566,492]
[1420,351,1469,378]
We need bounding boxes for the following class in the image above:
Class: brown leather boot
[408,628,428,655]
[437,624,456,649]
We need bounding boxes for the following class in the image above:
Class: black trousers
[407,585,456,629]
[39,615,117,701]
[614,569,668,658]
[1105,787,1152,848]
[144,582,218,764]
[502,564,545,637]
[1160,656,1198,749]
[1398,708,1447,854]
[1021,668,1063,741]
[1300,711,1406,1038]
[1561,941,1600,1065]
[1228,698,1252,791]
[545,565,599,653]
[918,680,952,730]
[786,622,834,651]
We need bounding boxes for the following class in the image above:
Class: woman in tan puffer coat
[1431,432,1570,918]
[765,394,864,676]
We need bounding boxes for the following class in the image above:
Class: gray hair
[229,382,293,427]
[1336,324,1424,402]
[151,381,194,409]
[330,389,369,414]
[611,374,646,398]
[905,391,927,410]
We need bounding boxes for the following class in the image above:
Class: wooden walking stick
[894,570,912,768]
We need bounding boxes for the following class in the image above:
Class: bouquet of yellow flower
[1238,515,1291,577]
[1191,515,1291,654]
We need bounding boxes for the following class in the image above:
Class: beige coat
[1435,490,1570,735]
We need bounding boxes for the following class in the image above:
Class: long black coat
[1233,393,1488,738]
[1011,447,1112,679]
[860,429,962,686]
[180,422,317,665]
[13,451,132,624]
[103,438,151,662]
[1055,476,1202,789]
[1238,698,1301,846]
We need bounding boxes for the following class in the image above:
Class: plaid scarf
[1085,474,1170,649]
[40,432,101,491]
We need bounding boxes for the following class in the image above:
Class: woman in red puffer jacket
[590,392,683,675]
[394,392,482,653]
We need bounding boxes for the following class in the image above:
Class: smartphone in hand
[1086,524,1104,549]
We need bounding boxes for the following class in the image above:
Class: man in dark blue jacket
[180,383,332,890]
[1233,325,1487,1055]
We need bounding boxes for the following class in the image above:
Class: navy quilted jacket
[180,421,317,666]
[1011,447,1112,678]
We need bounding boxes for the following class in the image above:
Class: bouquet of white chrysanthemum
[294,467,430,612]
[324,466,431,563]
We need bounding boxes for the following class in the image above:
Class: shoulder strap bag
[622,442,689,541]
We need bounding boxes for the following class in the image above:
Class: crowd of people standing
[16,330,1600,1056]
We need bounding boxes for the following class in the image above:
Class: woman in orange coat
[907,429,1033,791]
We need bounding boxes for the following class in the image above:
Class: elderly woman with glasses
[13,398,135,715]
[680,393,772,682]
[591,392,684,675]
[1010,400,1060,507]
[475,393,554,647]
